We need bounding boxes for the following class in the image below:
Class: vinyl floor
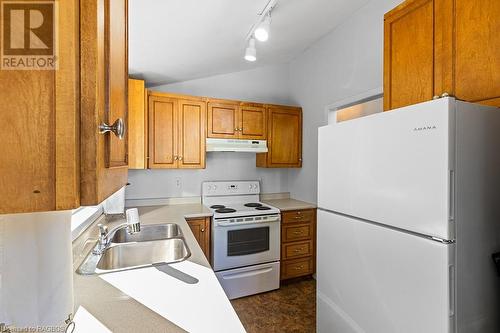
[231,278,316,333]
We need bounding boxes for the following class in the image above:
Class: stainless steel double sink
[77,223,191,275]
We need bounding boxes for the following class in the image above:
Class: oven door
[212,216,280,271]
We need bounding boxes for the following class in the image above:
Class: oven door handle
[216,218,280,227]
[220,267,273,280]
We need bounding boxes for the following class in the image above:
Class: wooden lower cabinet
[280,209,316,280]
[186,217,211,260]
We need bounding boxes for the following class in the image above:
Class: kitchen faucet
[93,208,141,254]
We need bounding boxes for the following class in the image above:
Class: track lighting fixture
[244,38,257,62]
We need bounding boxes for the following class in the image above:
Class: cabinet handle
[234,128,239,131]
[294,265,304,270]
[201,228,205,232]
[178,156,183,161]
[174,156,178,160]
[294,248,304,253]
[293,230,302,235]
[99,118,125,139]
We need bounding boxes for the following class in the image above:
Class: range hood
[206,138,268,153]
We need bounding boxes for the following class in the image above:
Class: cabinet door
[186,218,210,260]
[383,0,435,111]
[207,101,239,138]
[452,0,500,107]
[258,106,302,168]
[239,104,267,140]
[105,0,128,167]
[178,99,206,169]
[81,0,128,205]
[148,95,178,168]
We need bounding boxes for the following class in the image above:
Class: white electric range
[202,181,281,299]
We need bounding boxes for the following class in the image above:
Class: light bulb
[244,38,257,62]
[254,15,270,42]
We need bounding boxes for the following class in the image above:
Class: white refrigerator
[317,98,500,333]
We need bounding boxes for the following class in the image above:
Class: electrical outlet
[175,177,182,189]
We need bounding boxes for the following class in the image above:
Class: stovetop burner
[255,206,271,210]
[244,203,263,207]
[210,205,226,209]
[215,208,237,213]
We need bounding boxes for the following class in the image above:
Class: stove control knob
[213,185,217,190]
[207,185,212,191]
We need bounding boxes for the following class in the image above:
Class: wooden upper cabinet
[384,0,500,110]
[240,103,267,140]
[207,99,267,140]
[207,100,239,138]
[178,100,206,168]
[148,95,178,169]
[384,0,435,111]
[146,92,206,169]
[257,105,302,168]
[128,79,147,169]
[452,0,500,106]
[80,0,129,205]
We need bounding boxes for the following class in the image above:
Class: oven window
[227,227,269,256]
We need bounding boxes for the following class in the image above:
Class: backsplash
[126,152,289,200]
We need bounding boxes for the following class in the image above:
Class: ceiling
[129,0,370,86]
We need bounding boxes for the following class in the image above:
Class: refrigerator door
[318,98,455,240]
[317,210,455,333]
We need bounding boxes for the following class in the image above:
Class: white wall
[287,0,402,203]
[151,64,293,105]
[127,153,288,199]
[126,65,293,200]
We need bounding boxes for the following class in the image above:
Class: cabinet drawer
[282,223,313,242]
[281,257,313,279]
[282,209,314,224]
[282,240,313,260]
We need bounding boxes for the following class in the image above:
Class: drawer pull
[294,248,304,253]
[293,231,303,235]
[294,265,305,270]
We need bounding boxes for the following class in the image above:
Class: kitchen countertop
[72,204,245,333]
[262,198,317,212]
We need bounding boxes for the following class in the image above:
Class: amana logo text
[413,125,437,132]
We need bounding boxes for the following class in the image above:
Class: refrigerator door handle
[449,264,456,317]
[449,170,455,221]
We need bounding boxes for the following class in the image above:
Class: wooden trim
[55,0,80,210]
[148,90,205,102]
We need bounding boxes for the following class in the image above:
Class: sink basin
[96,238,191,272]
[110,223,182,243]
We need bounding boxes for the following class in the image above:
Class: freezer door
[317,210,455,333]
[318,98,455,240]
